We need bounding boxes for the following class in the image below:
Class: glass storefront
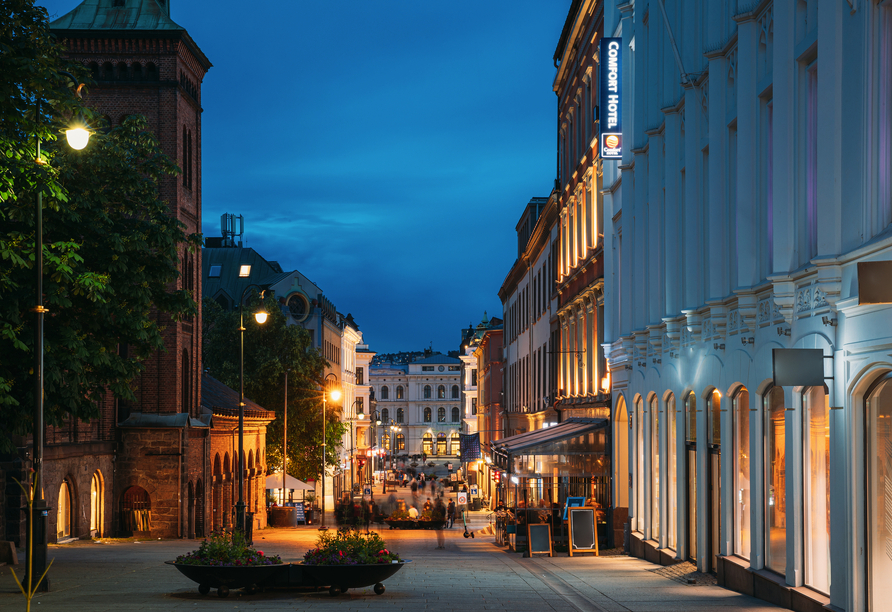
[651,396,661,539]
[867,377,892,609]
[667,394,677,550]
[803,385,830,594]
[765,386,786,575]
[733,387,751,560]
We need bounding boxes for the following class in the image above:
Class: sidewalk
[0,526,780,611]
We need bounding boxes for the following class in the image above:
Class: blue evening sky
[40,1,568,354]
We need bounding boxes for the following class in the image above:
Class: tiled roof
[201,373,275,420]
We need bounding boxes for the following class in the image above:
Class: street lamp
[236,286,268,534]
[281,368,290,505]
[321,373,340,528]
[31,70,91,592]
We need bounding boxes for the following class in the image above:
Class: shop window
[733,387,751,560]
[667,393,677,550]
[765,386,787,575]
[450,433,460,455]
[650,396,660,539]
[803,385,830,594]
[436,433,447,454]
[422,433,433,454]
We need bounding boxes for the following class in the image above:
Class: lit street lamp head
[330,389,342,402]
[65,126,90,150]
[253,309,268,324]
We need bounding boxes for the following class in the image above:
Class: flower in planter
[302,528,401,565]
[175,531,283,567]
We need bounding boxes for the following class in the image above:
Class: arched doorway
[865,375,892,608]
[436,432,447,455]
[614,396,629,539]
[121,486,151,533]
[707,389,722,573]
[422,433,433,454]
[213,453,222,532]
[764,386,786,575]
[57,480,72,540]
[635,396,644,532]
[90,471,103,537]
[684,391,697,561]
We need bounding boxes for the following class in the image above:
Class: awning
[265,473,314,490]
[492,418,607,455]
[491,417,608,471]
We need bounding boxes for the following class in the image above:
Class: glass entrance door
[867,378,892,609]
[687,447,698,561]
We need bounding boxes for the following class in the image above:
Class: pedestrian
[434,498,446,549]
[446,498,456,529]
[423,497,433,513]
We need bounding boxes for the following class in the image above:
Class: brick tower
[45,0,213,538]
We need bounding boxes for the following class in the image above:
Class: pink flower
[257,551,264,556]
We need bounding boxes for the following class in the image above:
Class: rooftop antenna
[220,213,244,247]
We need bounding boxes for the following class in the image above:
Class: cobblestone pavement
[0,525,779,611]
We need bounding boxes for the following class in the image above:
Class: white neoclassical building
[369,355,463,458]
[598,2,892,611]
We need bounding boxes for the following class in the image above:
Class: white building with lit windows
[599,2,892,611]
[369,354,463,458]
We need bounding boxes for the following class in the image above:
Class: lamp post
[236,286,268,534]
[321,373,340,528]
[31,71,91,592]
[349,399,365,495]
[281,368,289,505]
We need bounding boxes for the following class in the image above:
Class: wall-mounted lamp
[741,337,754,346]
[777,327,791,337]
[713,343,725,350]
[821,316,838,327]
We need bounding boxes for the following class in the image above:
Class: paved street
[0,521,779,612]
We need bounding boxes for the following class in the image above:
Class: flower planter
[166,561,287,597]
[300,561,410,596]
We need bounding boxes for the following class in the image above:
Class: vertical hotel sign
[599,37,622,159]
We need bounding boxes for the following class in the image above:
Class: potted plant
[301,528,409,596]
[383,508,413,530]
[167,531,285,597]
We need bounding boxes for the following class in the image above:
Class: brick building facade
[0,0,272,547]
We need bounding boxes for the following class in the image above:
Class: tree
[201,295,345,482]
[0,0,199,449]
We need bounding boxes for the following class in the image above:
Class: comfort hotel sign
[599,37,622,160]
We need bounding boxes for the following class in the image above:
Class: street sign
[457,492,468,505]
[470,485,478,496]
[363,487,372,496]
[446,462,453,472]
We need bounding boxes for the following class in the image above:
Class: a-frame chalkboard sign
[567,507,599,557]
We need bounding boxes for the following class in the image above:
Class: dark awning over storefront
[491,417,608,474]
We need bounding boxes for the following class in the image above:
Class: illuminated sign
[599,37,622,160]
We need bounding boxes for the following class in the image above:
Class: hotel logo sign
[599,37,622,160]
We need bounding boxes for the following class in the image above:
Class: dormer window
[239,265,251,277]
[208,265,221,278]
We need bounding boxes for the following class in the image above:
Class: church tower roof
[51,0,183,31]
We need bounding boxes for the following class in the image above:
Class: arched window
[90,471,103,537]
[57,479,73,539]
[396,385,404,399]
[764,386,786,574]
[117,61,128,80]
[424,385,431,399]
[396,408,404,423]
[145,62,158,81]
[451,385,459,398]
[381,408,389,422]
[803,385,830,593]
[101,61,113,80]
[396,433,405,450]
[666,393,677,550]
[131,62,143,80]
[438,407,446,422]
[382,434,390,450]
[451,407,460,422]
[423,407,431,422]
[436,433,447,454]
[438,385,446,399]
[684,391,697,561]
[733,387,750,560]
[635,397,644,532]
[450,433,460,455]
[422,433,433,454]
[87,62,99,79]
[650,395,660,539]
[381,386,389,400]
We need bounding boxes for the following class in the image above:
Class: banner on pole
[459,433,480,462]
